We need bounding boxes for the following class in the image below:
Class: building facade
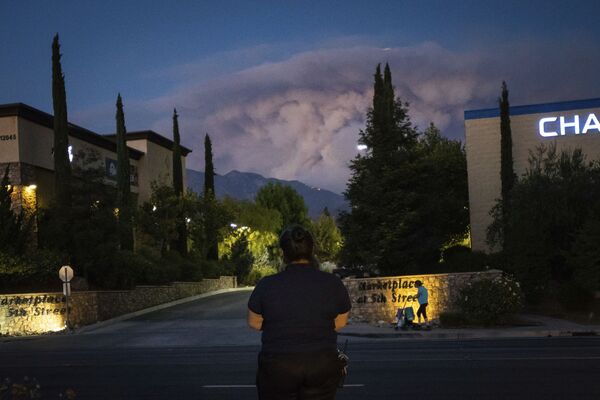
[465,97,600,252]
[0,103,191,212]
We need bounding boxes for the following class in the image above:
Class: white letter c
[539,117,558,137]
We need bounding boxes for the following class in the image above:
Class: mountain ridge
[186,169,348,219]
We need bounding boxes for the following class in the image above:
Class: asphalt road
[1,290,600,399]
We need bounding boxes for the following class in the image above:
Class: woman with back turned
[247,224,352,400]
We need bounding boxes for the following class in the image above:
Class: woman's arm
[247,309,264,331]
[334,312,349,331]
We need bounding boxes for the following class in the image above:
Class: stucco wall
[0,116,18,163]
[344,270,502,323]
[0,276,236,336]
[127,139,186,203]
[466,105,600,252]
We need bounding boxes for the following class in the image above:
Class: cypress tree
[52,34,71,207]
[204,134,215,198]
[500,81,515,200]
[341,63,419,274]
[204,134,218,260]
[499,81,515,249]
[172,109,184,195]
[364,64,385,157]
[172,109,187,255]
[116,94,133,250]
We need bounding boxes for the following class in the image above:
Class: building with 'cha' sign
[0,102,191,213]
[465,97,600,252]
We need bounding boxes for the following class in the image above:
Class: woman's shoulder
[315,269,345,285]
[255,270,283,286]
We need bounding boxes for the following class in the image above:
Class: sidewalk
[339,314,600,340]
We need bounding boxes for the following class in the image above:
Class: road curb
[339,329,598,340]
[75,287,253,334]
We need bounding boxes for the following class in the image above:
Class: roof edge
[0,102,145,160]
[465,97,600,120]
[105,130,192,156]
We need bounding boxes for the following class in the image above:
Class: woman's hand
[334,312,349,331]
[247,309,264,331]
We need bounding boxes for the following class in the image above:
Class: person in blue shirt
[247,225,351,400]
[415,280,430,329]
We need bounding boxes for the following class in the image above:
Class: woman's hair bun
[279,224,315,264]
[291,226,306,241]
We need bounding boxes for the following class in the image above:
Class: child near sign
[415,280,430,330]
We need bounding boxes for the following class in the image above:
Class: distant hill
[186,169,348,219]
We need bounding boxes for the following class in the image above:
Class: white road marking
[203,385,256,388]
[202,384,365,388]
[372,356,600,362]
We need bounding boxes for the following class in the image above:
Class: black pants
[417,303,428,320]
[257,351,342,400]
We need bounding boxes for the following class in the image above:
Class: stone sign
[343,270,502,324]
[0,294,67,335]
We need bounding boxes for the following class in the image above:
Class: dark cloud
[73,40,600,193]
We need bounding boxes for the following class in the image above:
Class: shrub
[320,261,336,273]
[178,258,203,282]
[0,249,67,292]
[201,259,232,279]
[245,264,278,286]
[456,274,523,325]
[558,281,594,311]
[156,251,189,283]
[439,311,469,327]
[87,249,148,289]
[440,246,498,273]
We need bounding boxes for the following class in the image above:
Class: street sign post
[58,265,74,330]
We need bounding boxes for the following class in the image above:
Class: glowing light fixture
[68,145,74,162]
[152,205,157,212]
[357,144,368,151]
[27,184,37,190]
[230,223,238,228]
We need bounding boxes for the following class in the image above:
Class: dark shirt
[248,263,352,353]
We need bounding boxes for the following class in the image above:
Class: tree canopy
[340,64,468,275]
[488,143,600,300]
[255,182,309,231]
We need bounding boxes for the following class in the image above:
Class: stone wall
[344,270,502,323]
[0,276,236,336]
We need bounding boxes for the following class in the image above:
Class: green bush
[200,259,232,279]
[440,246,498,273]
[439,311,469,327]
[245,264,278,286]
[558,281,594,311]
[0,249,67,292]
[456,275,523,325]
[87,249,147,289]
[0,252,32,289]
